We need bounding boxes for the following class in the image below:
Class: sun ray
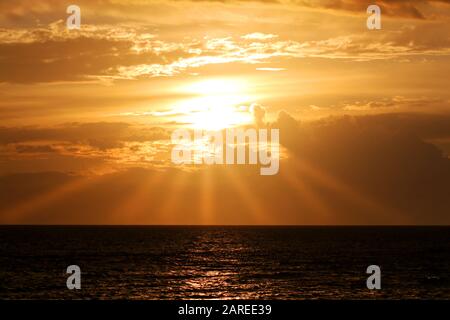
[154,168,190,224]
[110,169,170,224]
[279,164,333,223]
[292,157,404,222]
[1,176,93,223]
[224,167,271,225]
[199,167,215,225]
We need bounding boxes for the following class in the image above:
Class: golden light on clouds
[0,0,450,225]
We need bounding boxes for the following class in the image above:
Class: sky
[0,0,450,224]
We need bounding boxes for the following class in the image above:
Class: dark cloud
[181,0,450,19]
[295,0,427,19]
[15,144,57,153]
[2,0,448,21]
[0,122,128,144]
[0,122,170,147]
[273,111,450,223]
[248,0,450,19]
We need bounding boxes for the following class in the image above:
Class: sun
[176,78,254,130]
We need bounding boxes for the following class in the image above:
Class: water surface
[0,226,449,299]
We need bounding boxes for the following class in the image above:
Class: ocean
[0,226,449,299]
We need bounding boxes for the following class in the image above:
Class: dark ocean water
[0,226,449,299]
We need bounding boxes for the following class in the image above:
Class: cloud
[0,122,173,175]
[0,22,196,83]
[341,96,450,112]
[0,122,171,146]
[15,144,57,154]
[113,32,450,79]
[274,111,450,222]
[250,103,266,127]
[0,122,130,145]
[242,33,278,40]
[2,112,449,224]
[293,0,450,20]
[2,0,449,23]
[2,8,450,83]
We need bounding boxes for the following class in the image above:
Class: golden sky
[1,0,450,224]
